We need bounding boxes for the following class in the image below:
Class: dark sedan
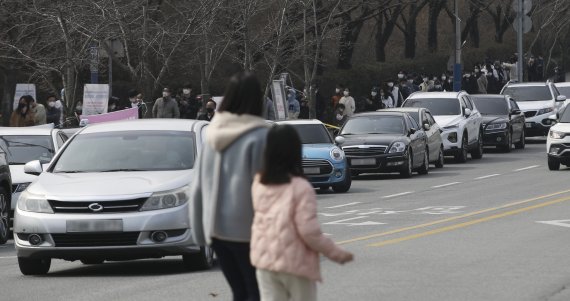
[335,112,429,178]
[471,95,525,152]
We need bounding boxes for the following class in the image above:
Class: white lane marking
[325,202,361,209]
[475,174,501,180]
[382,191,413,198]
[0,256,16,259]
[432,182,461,188]
[323,216,385,226]
[537,220,570,228]
[515,165,539,171]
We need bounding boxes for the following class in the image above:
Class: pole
[517,0,524,82]
[89,43,98,84]
[108,43,113,97]
[453,0,462,92]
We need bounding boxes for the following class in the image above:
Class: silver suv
[403,91,483,163]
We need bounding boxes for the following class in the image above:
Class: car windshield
[560,106,570,123]
[52,131,195,173]
[502,86,552,101]
[556,86,570,99]
[472,97,509,115]
[290,124,332,144]
[0,135,54,164]
[403,98,460,115]
[341,116,405,135]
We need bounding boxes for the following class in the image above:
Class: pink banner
[82,108,138,124]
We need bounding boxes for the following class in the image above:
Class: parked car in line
[0,127,69,220]
[554,82,570,108]
[14,119,214,275]
[402,91,483,163]
[277,120,351,193]
[471,95,526,152]
[335,111,429,178]
[546,106,570,170]
[0,145,12,244]
[500,81,566,137]
[381,107,444,168]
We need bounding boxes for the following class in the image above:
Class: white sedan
[13,119,213,275]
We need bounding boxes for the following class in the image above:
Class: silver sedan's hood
[27,170,193,199]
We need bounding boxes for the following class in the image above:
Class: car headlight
[549,130,567,139]
[389,142,406,154]
[17,191,53,214]
[330,147,345,162]
[140,185,190,211]
[447,132,458,143]
[538,107,554,115]
[15,182,31,193]
[485,123,507,131]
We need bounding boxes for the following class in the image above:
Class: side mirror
[464,108,472,117]
[556,95,567,102]
[511,109,521,115]
[333,129,340,137]
[423,123,431,131]
[335,136,345,145]
[24,160,43,176]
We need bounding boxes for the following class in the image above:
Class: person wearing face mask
[153,87,180,118]
[408,76,420,92]
[25,95,46,125]
[179,85,200,119]
[477,68,488,94]
[10,95,36,127]
[429,80,443,92]
[397,71,406,81]
[45,95,61,127]
[197,99,217,121]
[334,103,348,127]
[442,74,452,91]
[380,88,395,109]
[339,88,355,116]
[107,97,120,112]
[399,78,412,100]
[287,88,300,119]
[127,89,145,119]
[386,80,403,107]
[420,76,430,92]
[364,87,380,112]
[331,84,344,110]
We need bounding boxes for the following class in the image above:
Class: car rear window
[289,124,332,144]
[403,98,461,116]
[502,86,552,101]
[472,97,509,115]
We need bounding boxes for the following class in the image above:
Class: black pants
[211,239,260,301]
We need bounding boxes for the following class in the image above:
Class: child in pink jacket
[251,125,354,301]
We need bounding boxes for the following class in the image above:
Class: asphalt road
[2,139,570,301]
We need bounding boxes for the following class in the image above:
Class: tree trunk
[337,14,365,70]
[427,0,445,53]
[0,68,17,126]
[375,5,402,62]
[404,21,418,59]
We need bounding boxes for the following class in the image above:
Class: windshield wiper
[55,170,87,174]
[99,169,148,172]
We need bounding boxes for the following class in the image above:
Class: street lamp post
[453,0,462,92]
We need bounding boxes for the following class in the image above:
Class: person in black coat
[197,99,217,122]
[45,95,61,127]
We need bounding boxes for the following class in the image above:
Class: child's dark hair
[260,125,305,184]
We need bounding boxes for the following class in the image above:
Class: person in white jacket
[339,88,355,116]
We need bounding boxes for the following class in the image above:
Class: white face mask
[423,78,428,82]
[48,102,55,108]
[371,91,377,97]
[442,76,447,80]
[183,89,191,95]
[343,91,349,96]
[387,83,394,88]
[408,79,414,84]
[475,69,480,73]
[335,88,341,93]
[397,74,404,79]
[162,92,169,98]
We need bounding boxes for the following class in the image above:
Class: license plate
[351,158,376,166]
[303,167,321,175]
[526,123,533,128]
[66,220,123,233]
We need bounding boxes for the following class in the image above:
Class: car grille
[342,146,387,157]
[524,111,537,118]
[48,198,147,214]
[51,232,140,247]
[302,159,333,175]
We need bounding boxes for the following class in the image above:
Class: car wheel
[514,130,525,149]
[500,131,512,153]
[0,188,9,245]
[471,131,484,159]
[332,168,352,193]
[400,150,413,178]
[18,257,51,275]
[455,135,468,163]
[435,146,444,168]
[418,148,429,175]
[80,258,105,265]
[182,246,215,271]
[548,157,561,171]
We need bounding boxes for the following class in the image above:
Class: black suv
[0,145,12,244]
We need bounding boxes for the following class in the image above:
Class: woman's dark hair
[219,71,263,116]
[20,95,35,105]
[260,125,305,185]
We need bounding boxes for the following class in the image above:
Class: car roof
[380,107,425,113]
[554,82,570,87]
[352,111,406,117]
[276,119,324,125]
[0,126,56,136]
[505,82,549,87]
[79,119,207,134]
[407,91,465,99]
[470,94,507,99]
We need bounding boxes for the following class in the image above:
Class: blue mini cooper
[277,120,351,193]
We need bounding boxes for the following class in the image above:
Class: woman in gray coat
[191,72,268,301]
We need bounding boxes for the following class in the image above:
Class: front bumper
[14,203,198,260]
[441,129,462,154]
[547,143,570,165]
[347,154,407,174]
[483,130,509,146]
[524,114,552,136]
[306,161,347,187]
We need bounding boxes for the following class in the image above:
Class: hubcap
[0,194,7,239]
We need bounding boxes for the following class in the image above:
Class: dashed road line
[514,165,540,171]
[326,202,361,209]
[382,191,413,199]
[475,174,501,180]
[432,182,461,188]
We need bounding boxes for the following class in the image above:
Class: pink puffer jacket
[250,175,346,282]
